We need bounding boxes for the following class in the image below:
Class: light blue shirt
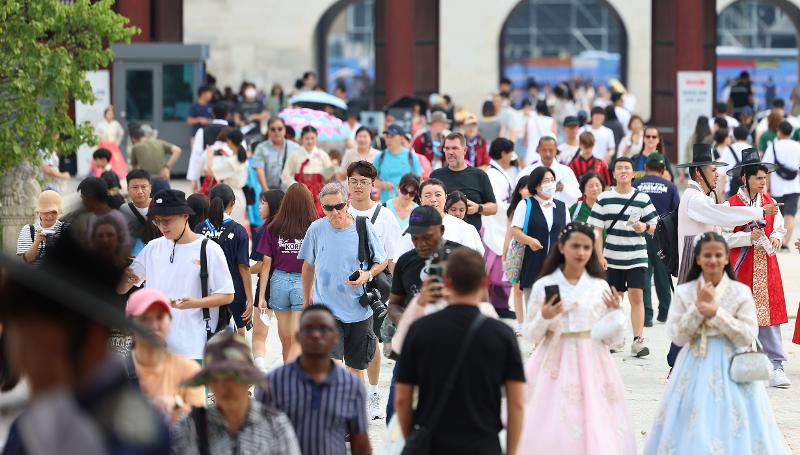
[298,215,387,323]
[373,148,422,202]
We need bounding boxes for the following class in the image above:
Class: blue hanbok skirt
[644,336,784,454]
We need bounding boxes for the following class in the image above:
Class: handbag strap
[522,198,533,235]
[424,313,486,432]
[607,189,639,234]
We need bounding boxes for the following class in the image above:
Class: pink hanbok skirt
[517,335,636,455]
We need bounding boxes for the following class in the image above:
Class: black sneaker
[644,320,653,327]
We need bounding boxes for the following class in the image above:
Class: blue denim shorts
[269,270,303,312]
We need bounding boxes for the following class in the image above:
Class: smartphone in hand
[544,285,561,305]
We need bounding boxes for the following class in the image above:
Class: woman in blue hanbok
[644,231,785,455]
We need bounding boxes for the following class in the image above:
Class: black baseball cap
[404,206,443,236]
[563,115,580,127]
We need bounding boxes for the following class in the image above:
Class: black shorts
[332,316,377,370]
[775,193,799,217]
[606,267,647,292]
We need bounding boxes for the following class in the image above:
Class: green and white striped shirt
[586,188,658,270]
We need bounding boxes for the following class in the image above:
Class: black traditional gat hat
[675,143,728,168]
[726,147,777,177]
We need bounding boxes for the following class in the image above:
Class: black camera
[420,245,455,283]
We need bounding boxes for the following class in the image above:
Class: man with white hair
[516,136,581,207]
[298,183,388,378]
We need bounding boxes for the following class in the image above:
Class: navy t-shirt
[194,219,250,304]
[633,175,680,215]
[188,102,213,135]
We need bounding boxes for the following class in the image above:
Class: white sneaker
[367,392,385,420]
[631,337,650,358]
[769,368,792,388]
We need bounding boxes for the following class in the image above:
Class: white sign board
[74,70,110,175]
[677,71,713,163]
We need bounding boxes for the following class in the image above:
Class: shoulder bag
[729,338,772,383]
[401,313,487,455]
[771,142,798,180]
[503,198,533,283]
[606,189,640,234]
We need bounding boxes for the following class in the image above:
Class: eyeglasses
[348,178,372,187]
[400,188,417,197]
[322,202,347,212]
[269,127,284,132]
[152,217,179,226]
[300,326,336,335]
[644,135,659,139]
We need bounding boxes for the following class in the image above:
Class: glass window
[125,69,153,121]
[326,0,375,109]
[162,64,194,121]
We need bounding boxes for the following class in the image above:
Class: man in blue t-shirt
[633,152,680,326]
[298,183,388,377]
[187,85,214,137]
[374,124,423,202]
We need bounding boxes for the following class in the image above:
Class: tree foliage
[0,0,138,174]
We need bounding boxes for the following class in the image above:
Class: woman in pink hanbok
[518,221,636,455]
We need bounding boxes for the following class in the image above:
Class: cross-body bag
[127,202,148,228]
[355,215,392,340]
[771,142,798,180]
[401,313,487,455]
[606,189,640,234]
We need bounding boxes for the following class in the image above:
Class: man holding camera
[299,183,388,379]
[346,160,402,420]
[384,205,462,420]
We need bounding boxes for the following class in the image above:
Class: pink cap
[126,288,172,317]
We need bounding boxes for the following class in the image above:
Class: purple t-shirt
[256,228,304,273]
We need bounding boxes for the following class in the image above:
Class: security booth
[111,43,208,175]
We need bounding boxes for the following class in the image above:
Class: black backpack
[653,209,679,278]
[200,224,238,340]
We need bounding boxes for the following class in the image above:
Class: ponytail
[208,183,235,229]
[236,145,247,163]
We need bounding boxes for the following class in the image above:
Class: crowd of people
[2,70,800,455]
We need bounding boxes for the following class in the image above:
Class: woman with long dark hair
[681,116,712,183]
[195,183,253,334]
[256,183,318,362]
[518,222,634,454]
[504,175,531,332]
[250,189,285,370]
[632,126,672,180]
[644,232,784,454]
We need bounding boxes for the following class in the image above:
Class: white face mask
[245,88,257,99]
[540,182,557,198]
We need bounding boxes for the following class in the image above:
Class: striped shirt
[568,154,612,187]
[16,220,66,266]
[260,360,368,455]
[586,188,658,270]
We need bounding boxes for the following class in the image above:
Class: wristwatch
[368,271,374,282]
[477,204,483,214]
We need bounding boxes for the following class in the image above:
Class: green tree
[0,0,138,174]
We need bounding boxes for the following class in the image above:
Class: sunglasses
[322,202,347,212]
[269,127,284,132]
[644,135,659,139]
[399,188,417,197]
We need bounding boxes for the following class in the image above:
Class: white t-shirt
[526,115,555,157]
[579,125,616,160]
[717,142,750,177]
[483,161,519,256]
[348,203,401,262]
[615,106,631,135]
[763,138,800,197]
[392,213,484,261]
[131,236,235,359]
[557,142,580,164]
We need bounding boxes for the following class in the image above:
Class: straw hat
[35,190,62,214]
